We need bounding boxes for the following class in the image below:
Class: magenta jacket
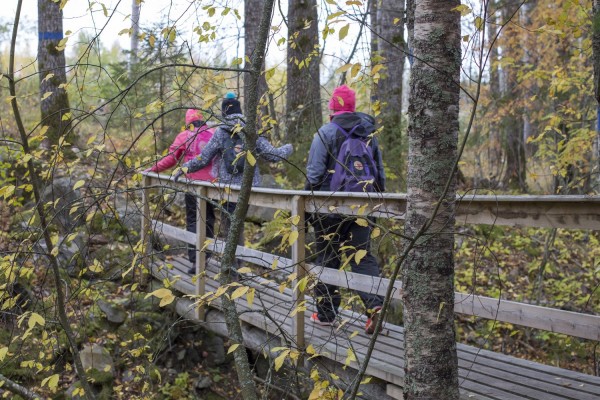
[150,126,216,181]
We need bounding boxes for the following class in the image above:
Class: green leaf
[288,230,299,246]
[327,11,346,21]
[354,249,367,264]
[246,150,256,166]
[355,218,368,227]
[339,23,350,41]
[474,16,484,31]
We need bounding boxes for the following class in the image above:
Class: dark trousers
[313,214,384,322]
[185,193,215,264]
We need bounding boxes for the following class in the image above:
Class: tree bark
[593,0,600,191]
[500,0,527,191]
[286,0,322,138]
[487,0,503,183]
[402,1,461,399]
[372,0,405,191]
[219,0,276,399]
[37,0,71,148]
[129,0,141,76]
[244,0,269,117]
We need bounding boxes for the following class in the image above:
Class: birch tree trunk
[487,1,503,184]
[286,0,321,137]
[129,0,141,76]
[37,0,71,148]
[402,0,460,398]
[373,0,405,190]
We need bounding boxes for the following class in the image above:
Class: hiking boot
[365,306,382,334]
[310,313,335,327]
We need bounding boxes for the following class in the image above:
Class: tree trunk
[37,0,71,149]
[501,0,527,191]
[487,1,503,184]
[244,0,269,117]
[219,0,276,399]
[286,0,322,137]
[402,0,460,399]
[593,0,600,191]
[129,0,141,76]
[373,0,405,191]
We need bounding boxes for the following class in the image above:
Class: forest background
[1,0,600,399]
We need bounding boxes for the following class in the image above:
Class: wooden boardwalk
[141,172,600,399]
[150,254,600,400]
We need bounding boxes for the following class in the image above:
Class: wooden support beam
[195,187,208,321]
[291,195,306,353]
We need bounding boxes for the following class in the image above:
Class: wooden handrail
[140,172,600,341]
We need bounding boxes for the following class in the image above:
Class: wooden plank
[140,175,151,271]
[144,171,600,229]
[386,384,404,400]
[291,195,306,352]
[151,230,600,341]
[195,187,208,320]
[150,257,600,400]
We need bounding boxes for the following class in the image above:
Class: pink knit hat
[328,85,356,113]
[185,109,203,125]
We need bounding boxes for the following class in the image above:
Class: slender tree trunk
[373,0,405,191]
[487,1,503,183]
[403,1,460,399]
[501,0,527,191]
[15,2,93,398]
[129,0,141,77]
[37,0,71,148]
[593,0,600,190]
[244,0,269,117]
[286,0,322,137]
[219,0,276,399]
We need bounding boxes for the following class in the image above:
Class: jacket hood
[221,113,245,133]
[330,112,375,138]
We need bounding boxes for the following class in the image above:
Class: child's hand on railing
[173,169,185,182]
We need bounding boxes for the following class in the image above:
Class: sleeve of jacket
[372,137,386,192]
[150,132,187,172]
[183,129,222,172]
[256,137,293,162]
[305,130,330,190]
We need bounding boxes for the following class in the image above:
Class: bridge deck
[150,255,600,400]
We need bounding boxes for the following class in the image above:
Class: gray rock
[195,375,212,390]
[41,175,87,233]
[97,299,127,324]
[79,344,115,381]
[203,334,226,366]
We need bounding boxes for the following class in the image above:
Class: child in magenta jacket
[149,109,216,273]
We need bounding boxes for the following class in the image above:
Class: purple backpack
[329,123,378,192]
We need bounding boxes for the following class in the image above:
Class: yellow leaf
[290,215,300,225]
[42,73,55,83]
[73,180,85,190]
[360,376,372,384]
[227,344,240,354]
[328,11,346,20]
[355,218,368,227]
[371,227,380,239]
[246,150,256,166]
[89,260,103,273]
[271,258,279,270]
[288,230,299,246]
[345,348,357,366]
[0,347,8,362]
[28,313,45,329]
[452,4,472,16]
[335,63,353,74]
[474,16,483,31]
[231,286,249,300]
[330,373,339,380]
[159,294,175,307]
[354,249,367,264]
[246,288,255,307]
[351,63,361,78]
[41,92,53,100]
[237,267,252,274]
[41,374,60,389]
[145,288,173,300]
[149,35,156,47]
[4,95,16,103]
[274,350,289,371]
[339,23,350,41]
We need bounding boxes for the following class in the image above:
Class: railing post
[195,185,208,321]
[291,195,306,356]
[140,174,151,273]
